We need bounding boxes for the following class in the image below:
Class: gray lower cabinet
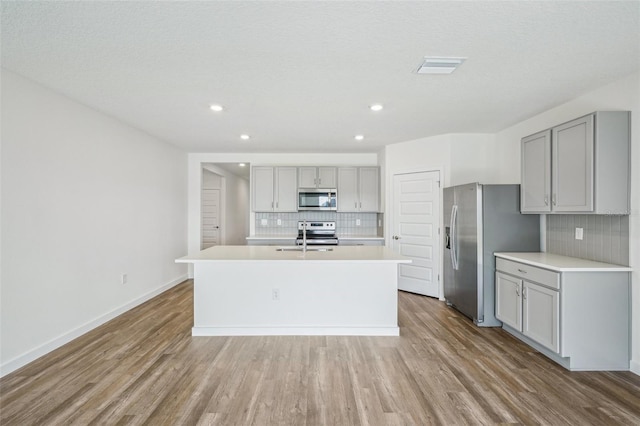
[338,238,384,246]
[495,257,629,371]
[247,238,296,246]
[520,111,630,214]
[496,266,559,354]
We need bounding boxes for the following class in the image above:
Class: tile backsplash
[546,214,629,266]
[255,212,382,237]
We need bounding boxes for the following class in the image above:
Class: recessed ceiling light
[355,135,364,141]
[369,104,383,112]
[239,163,246,167]
[240,134,250,140]
[417,57,466,74]
[209,104,224,112]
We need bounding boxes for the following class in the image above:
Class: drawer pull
[517,268,527,274]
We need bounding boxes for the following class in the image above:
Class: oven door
[297,189,337,211]
[296,238,339,246]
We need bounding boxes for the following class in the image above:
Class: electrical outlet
[378,219,382,227]
[121,274,128,285]
[272,288,280,300]
[261,218,268,226]
[356,219,361,226]
[277,219,282,226]
[575,227,584,240]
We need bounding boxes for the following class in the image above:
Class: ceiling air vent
[416,57,466,74]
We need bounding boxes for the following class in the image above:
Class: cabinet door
[495,272,522,331]
[552,114,594,212]
[522,281,560,353]
[317,167,337,188]
[358,167,379,212]
[337,167,359,212]
[252,167,275,212]
[298,167,317,188]
[521,130,551,213]
[275,167,298,212]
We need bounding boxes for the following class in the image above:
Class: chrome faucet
[302,220,307,253]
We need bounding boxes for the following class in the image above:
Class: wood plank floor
[1,280,639,425]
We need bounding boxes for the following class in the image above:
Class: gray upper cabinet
[521,130,551,213]
[337,167,379,212]
[298,167,337,188]
[252,166,298,212]
[521,111,630,214]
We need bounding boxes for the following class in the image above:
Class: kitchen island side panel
[193,261,399,335]
[561,271,630,370]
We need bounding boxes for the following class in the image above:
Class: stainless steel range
[295,221,338,246]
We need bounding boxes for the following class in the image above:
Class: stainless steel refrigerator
[443,183,540,326]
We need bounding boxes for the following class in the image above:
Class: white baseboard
[0,275,188,378]
[631,359,640,376]
[192,326,400,336]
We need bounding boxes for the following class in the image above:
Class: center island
[176,245,411,336]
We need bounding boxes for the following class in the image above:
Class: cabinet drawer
[496,258,559,290]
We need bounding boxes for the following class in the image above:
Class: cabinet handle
[359,202,362,208]
[355,202,357,208]
[276,201,279,208]
[552,194,557,206]
[523,288,527,299]
[271,201,274,208]
[544,195,549,206]
[517,268,527,274]
[516,286,520,296]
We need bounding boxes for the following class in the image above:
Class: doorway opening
[201,163,250,248]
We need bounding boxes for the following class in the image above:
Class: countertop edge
[494,252,632,272]
[176,258,411,264]
[246,236,384,240]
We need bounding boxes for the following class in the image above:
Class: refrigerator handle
[450,204,459,270]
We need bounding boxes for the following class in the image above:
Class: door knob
[393,235,400,240]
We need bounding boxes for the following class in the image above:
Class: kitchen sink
[276,247,334,252]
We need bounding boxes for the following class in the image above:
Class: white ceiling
[2,1,639,153]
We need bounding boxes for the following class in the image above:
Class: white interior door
[392,171,440,297]
[202,189,221,249]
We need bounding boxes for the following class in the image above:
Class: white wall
[383,133,504,190]
[0,70,188,376]
[494,71,640,375]
[202,165,250,246]
[449,134,502,185]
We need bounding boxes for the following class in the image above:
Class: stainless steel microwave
[297,188,337,211]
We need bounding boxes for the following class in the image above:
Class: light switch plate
[277,219,282,226]
[356,219,361,226]
[575,227,584,240]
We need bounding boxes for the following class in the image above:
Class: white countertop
[495,252,632,272]
[177,245,410,263]
[246,235,383,240]
[246,235,295,240]
[338,236,384,240]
